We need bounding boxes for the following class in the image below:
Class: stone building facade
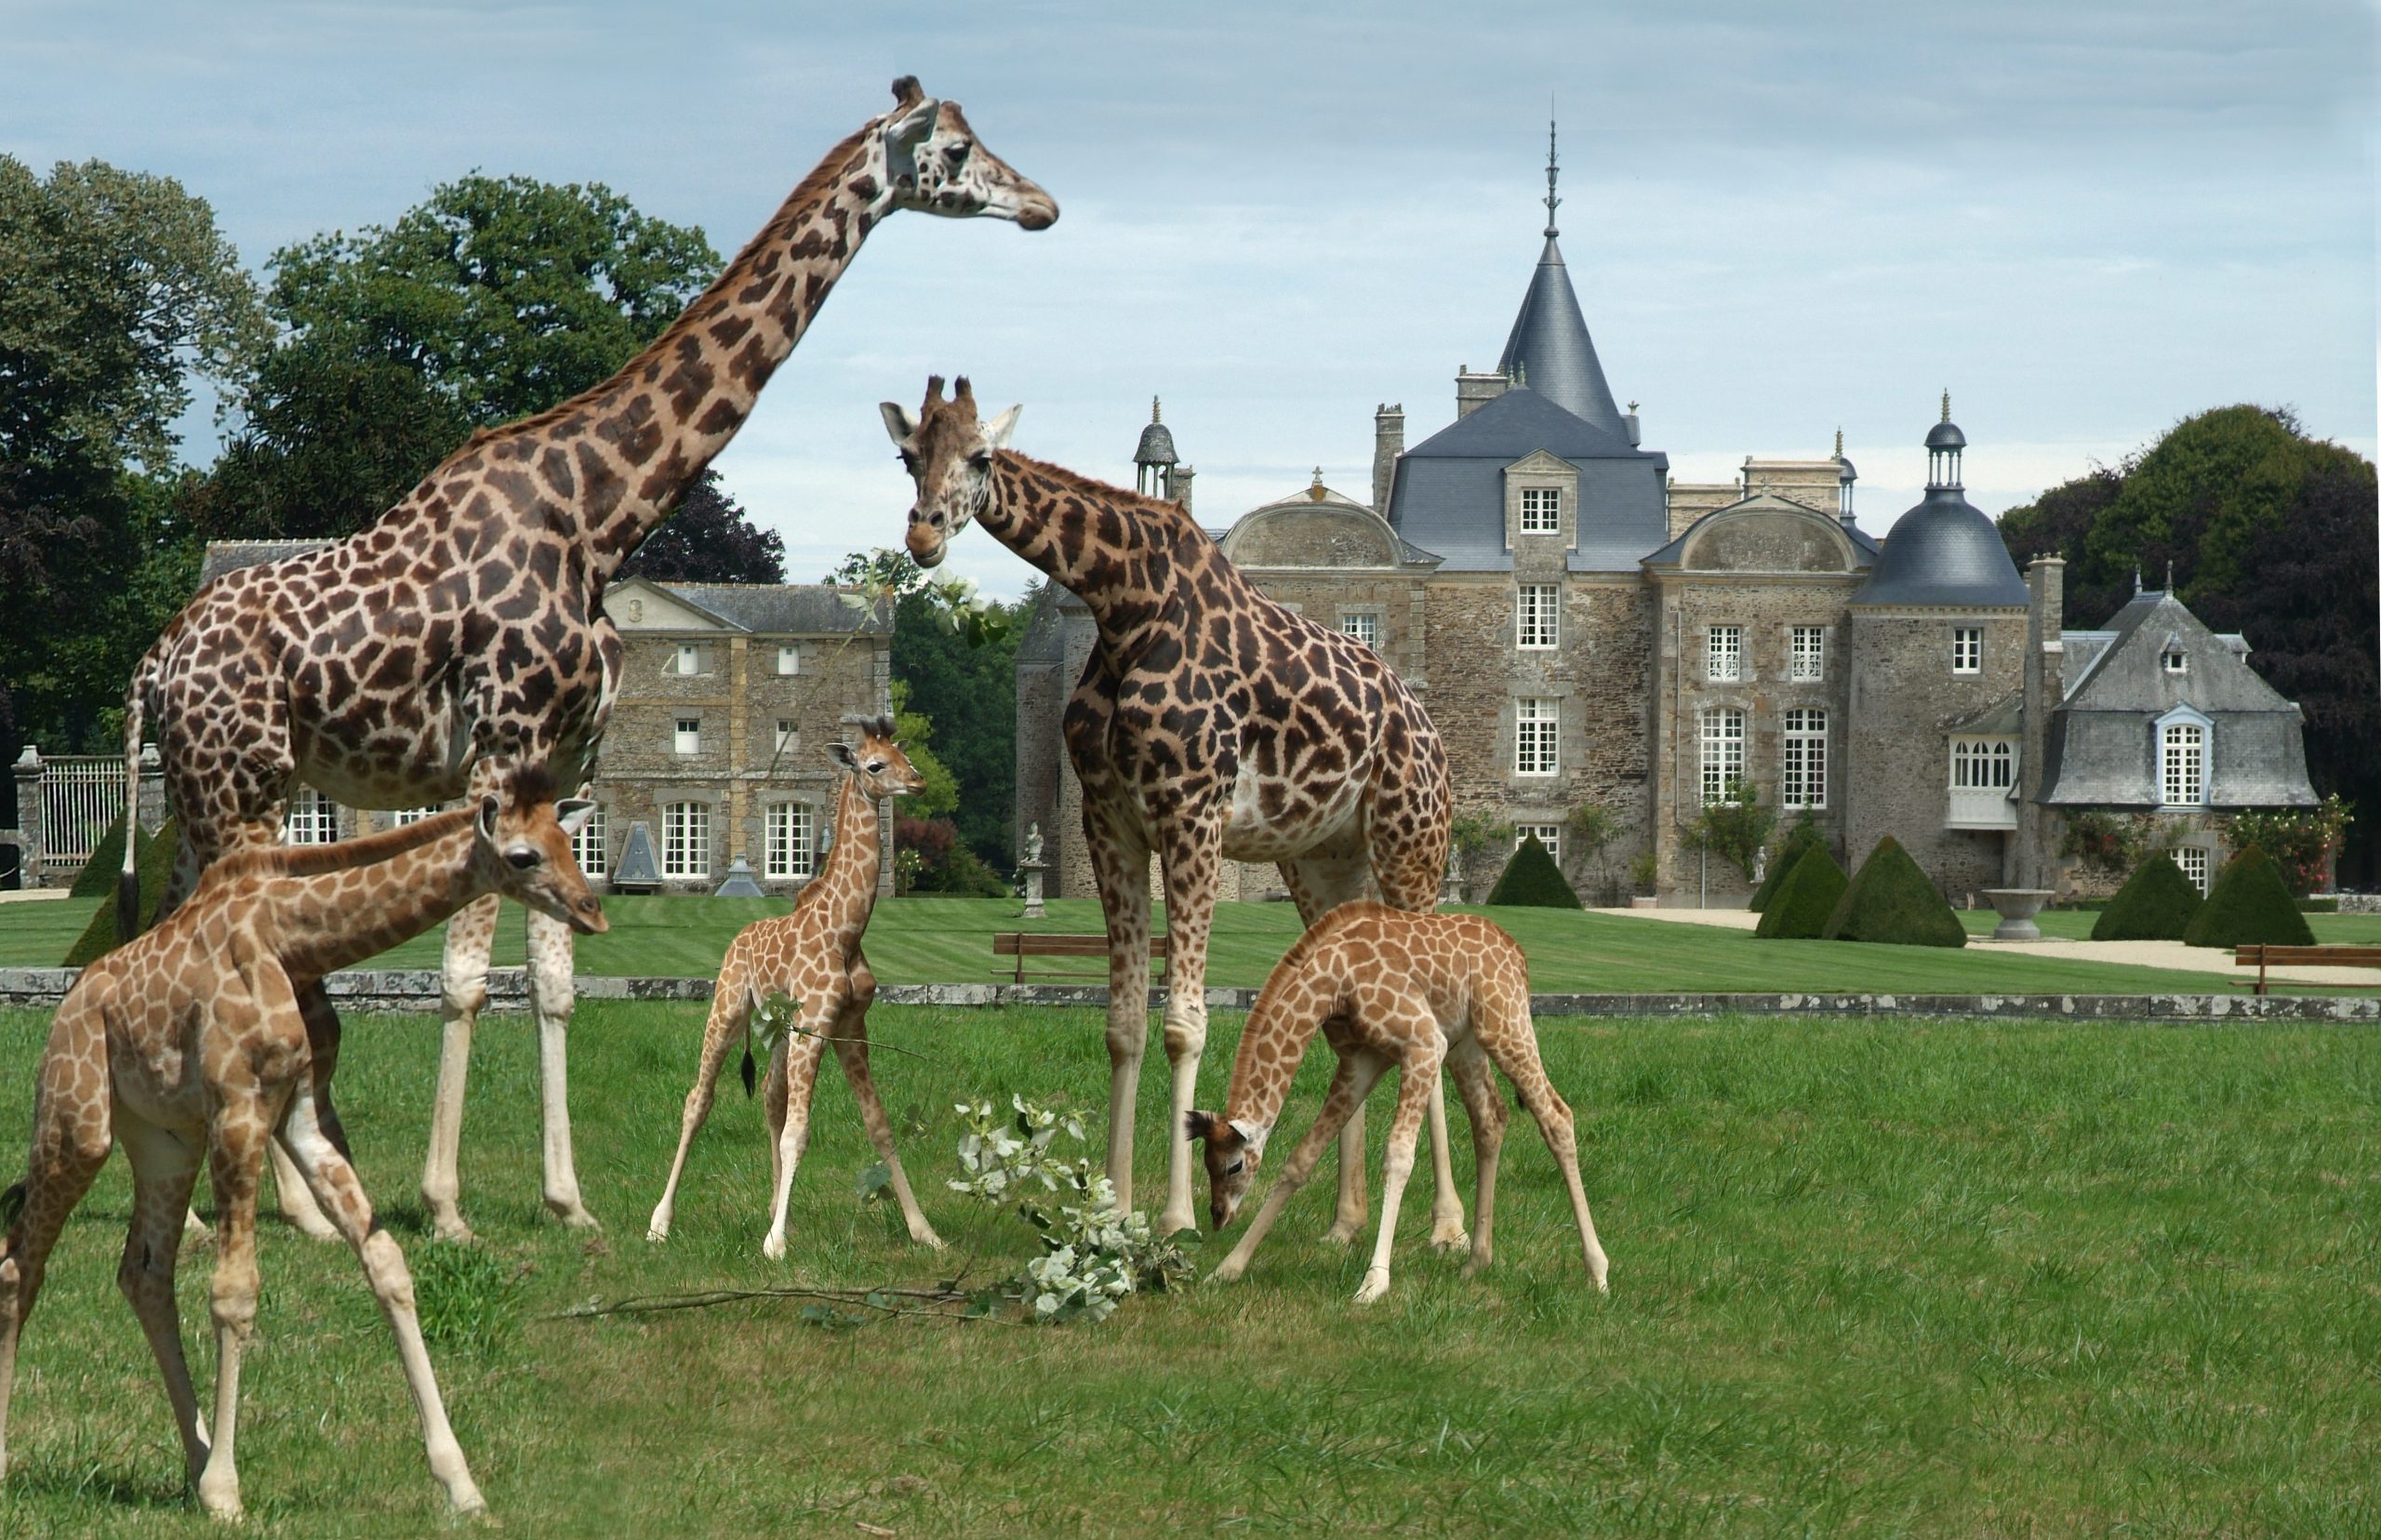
[1013,157,2320,908]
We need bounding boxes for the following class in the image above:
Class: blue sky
[6,1,2374,597]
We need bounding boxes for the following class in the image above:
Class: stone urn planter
[1979,887,2056,941]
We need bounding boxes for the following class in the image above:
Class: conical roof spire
[1543,113,1561,239]
[1495,113,1627,439]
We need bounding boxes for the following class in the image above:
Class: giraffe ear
[828,740,859,771]
[1229,1120,1271,1158]
[554,799,598,838]
[476,795,500,843]
[984,405,1021,450]
[885,91,940,158]
[1184,1110,1223,1145]
[880,402,920,445]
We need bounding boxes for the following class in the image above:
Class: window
[765,802,816,879]
[1516,584,1560,649]
[1520,487,1561,532]
[1949,737,2017,790]
[674,718,701,755]
[2161,722,2206,806]
[389,806,437,828]
[1515,824,1561,861]
[662,802,711,879]
[775,720,797,753]
[1706,625,1742,683]
[1790,625,1827,683]
[1513,698,1560,776]
[2162,648,2188,674]
[1698,707,1746,804]
[285,788,339,845]
[777,644,801,676]
[570,803,608,877]
[2175,846,2209,895]
[670,644,711,676]
[1782,707,1828,809]
[1952,627,1982,675]
[1340,612,1378,648]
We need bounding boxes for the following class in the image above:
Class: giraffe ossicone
[118,77,1056,1243]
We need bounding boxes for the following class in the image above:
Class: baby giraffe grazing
[1187,902,1609,1306]
[0,770,602,1521]
[646,716,936,1258]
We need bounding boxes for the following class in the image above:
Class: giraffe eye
[1222,1160,1245,1176]
[506,848,541,870]
[945,140,972,166]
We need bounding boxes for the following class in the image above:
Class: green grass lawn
[0,1002,2372,1535]
[9,894,2375,995]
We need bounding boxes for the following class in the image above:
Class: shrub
[1822,836,1966,948]
[1755,844,1848,938]
[1749,816,1827,912]
[1485,834,1581,909]
[897,816,1008,896]
[2091,854,2204,940]
[2226,795,2353,896]
[69,810,135,898]
[63,816,178,967]
[1682,779,1776,884]
[2182,845,2316,949]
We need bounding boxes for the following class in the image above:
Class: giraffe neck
[494,122,903,576]
[255,814,495,980]
[814,770,884,928]
[1218,969,1331,1150]
[982,453,1207,639]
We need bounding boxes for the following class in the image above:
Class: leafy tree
[1681,779,1776,885]
[1999,406,2379,883]
[619,471,784,584]
[204,173,719,540]
[887,680,959,820]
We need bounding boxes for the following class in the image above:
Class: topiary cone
[1484,833,1582,909]
[1821,835,1966,948]
[1755,844,1848,939]
[2091,853,2204,941]
[2181,844,2315,949]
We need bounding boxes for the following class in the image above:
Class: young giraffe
[1187,902,1609,1305]
[0,770,603,1521]
[883,377,1468,1241]
[120,78,1056,1242]
[646,716,938,1256]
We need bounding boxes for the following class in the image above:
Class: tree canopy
[618,471,784,584]
[1997,405,2380,883]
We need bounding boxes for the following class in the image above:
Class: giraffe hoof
[645,1226,671,1244]
[545,1200,601,1229]
[1322,1221,1362,1246]
[911,1228,946,1250]
[761,1234,788,1261]
[1351,1270,1391,1306]
[1428,1227,1470,1254]
[430,1217,476,1245]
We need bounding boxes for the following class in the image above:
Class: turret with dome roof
[1851,394,2028,609]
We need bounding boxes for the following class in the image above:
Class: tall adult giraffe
[122,79,1057,1241]
[882,378,1467,1241]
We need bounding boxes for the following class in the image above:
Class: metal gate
[42,755,125,863]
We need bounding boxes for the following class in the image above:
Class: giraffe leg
[1504,1039,1610,1294]
[0,1047,114,1487]
[261,982,342,1241]
[114,1115,211,1488]
[1156,818,1224,1236]
[1445,1040,1510,1279]
[195,1100,270,1520]
[1279,855,1375,1244]
[1084,806,1153,1216]
[830,990,940,1247]
[1354,1035,1443,1306]
[649,975,751,1242]
[422,893,499,1241]
[762,1036,791,1202]
[1363,784,1470,1251]
[526,906,595,1228]
[760,1014,832,1261]
[1211,1052,1387,1285]
[281,1082,486,1514]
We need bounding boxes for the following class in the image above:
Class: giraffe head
[879,77,1058,231]
[1184,1111,1269,1232]
[830,714,928,801]
[474,766,609,936]
[879,375,1020,568]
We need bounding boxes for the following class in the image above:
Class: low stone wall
[0,968,2373,1021]
[2335,894,2381,915]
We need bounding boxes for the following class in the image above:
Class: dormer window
[1520,487,1561,532]
[2162,649,2187,674]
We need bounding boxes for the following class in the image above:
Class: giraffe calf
[1187,902,1609,1305]
[0,769,602,1521]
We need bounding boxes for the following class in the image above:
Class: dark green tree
[204,173,719,540]
[619,471,784,584]
[2182,845,2315,949]
[888,586,1024,870]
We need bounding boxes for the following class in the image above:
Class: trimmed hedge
[2183,844,2316,949]
[1749,820,1828,912]
[1822,836,1966,948]
[63,816,179,967]
[2091,853,2204,941]
[68,810,135,898]
[1485,834,1581,909]
[1754,844,1848,939]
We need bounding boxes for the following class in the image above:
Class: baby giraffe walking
[647,716,938,1257]
[1187,902,1608,1305]
[0,770,602,1520]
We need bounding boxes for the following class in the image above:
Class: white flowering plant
[948,1095,1196,1323]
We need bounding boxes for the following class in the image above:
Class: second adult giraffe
[122,79,1057,1241]
[883,378,1466,1241]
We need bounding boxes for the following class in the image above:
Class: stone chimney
[2016,553,2068,889]
[1623,399,1641,447]
[1455,364,1507,419]
[1372,402,1403,514]
[1171,463,1195,520]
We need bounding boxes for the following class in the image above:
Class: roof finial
[1309,465,1326,501]
[2134,564,2143,595]
[1543,107,1561,239]
[1940,389,1951,423]
[2164,557,2174,592]
[1151,395,1162,424]
[1834,426,1844,458]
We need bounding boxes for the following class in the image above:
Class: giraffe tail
[0,1178,25,1245]
[115,643,161,943]
[740,1040,756,1098]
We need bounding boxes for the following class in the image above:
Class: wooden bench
[991,933,1169,985]
[2233,944,2381,995]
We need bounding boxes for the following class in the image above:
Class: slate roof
[654,582,892,635]
[1851,486,2029,608]
[1494,236,1630,439]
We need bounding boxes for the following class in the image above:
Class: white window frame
[284,788,339,845]
[777,644,801,676]
[765,802,816,880]
[1706,625,1743,684]
[1698,707,1746,805]
[1949,737,2018,790]
[1790,625,1826,683]
[671,643,712,677]
[1519,486,1561,533]
[2175,845,2209,895]
[388,805,437,828]
[1516,584,1560,649]
[662,801,712,879]
[1340,612,1379,648]
[570,803,608,877]
[2162,648,2188,674]
[1513,697,1560,777]
[674,717,701,756]
[1782,707,1828,810]
[1515,823,1561,861]
[2160,720,2208,807]
[1951,626,1983,675]
[775,719,797,753]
